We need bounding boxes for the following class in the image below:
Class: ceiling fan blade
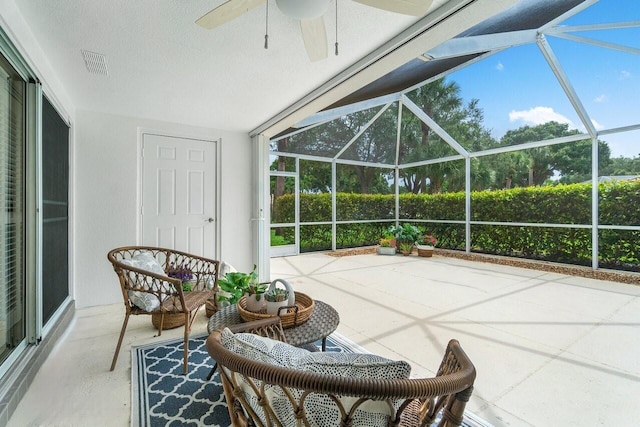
[196,0,265,30]
[353,0,433,16]
[300,18,328,62]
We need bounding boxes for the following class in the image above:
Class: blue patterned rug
[131,333,491,427]
[131,333,364,426]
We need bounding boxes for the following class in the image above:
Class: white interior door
[142,133,217,258]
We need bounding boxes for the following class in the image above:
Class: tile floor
[8,252,640,426]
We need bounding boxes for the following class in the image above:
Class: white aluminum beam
[472,221,592,229]
[335,103,393,159]
[332,160,337,251]
[545,21,640,34]
[401,94,470,157]
[591,135,599,269]
[400,154,465,169]
[471,133,589,158]
[599,124,640,135]
[272,117,336,142]
[465,156,471,253]
[538,0,597,32]
[293,93,402,128]
[537,34,597,139]
[549,32,640,56]
[421,29,537,60]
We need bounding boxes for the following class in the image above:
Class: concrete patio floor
[8,252,640,426]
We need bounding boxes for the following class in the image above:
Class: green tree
[498,122,611,186]
[403,79,496,193]
[600,155,640,176]
[277,107,397,194]
[499,122,571,186]
[554,139,612,183]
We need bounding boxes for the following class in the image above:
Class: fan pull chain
[334,0,339,55]
[264,0,269,49]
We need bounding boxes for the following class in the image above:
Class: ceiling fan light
[275,0,330,19]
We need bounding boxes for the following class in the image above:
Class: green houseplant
[264,288,290,315]
[388,223,421,250]
[217,265,258,305]
[399,241,414,256]
[245,281,268,312]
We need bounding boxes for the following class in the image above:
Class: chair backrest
[107,246,219,314]
[206,330,476,427]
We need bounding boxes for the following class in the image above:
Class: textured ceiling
[13,0,439,133]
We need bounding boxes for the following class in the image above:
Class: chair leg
[206,363,218,381]
[110,313,130,371]
[157,313,165,336]
[182,312,191,374]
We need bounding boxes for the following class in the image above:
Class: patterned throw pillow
[294,352,412,426]
[220,328,311,367]
[220,328,308,421]
[220,328,412,427]
[121,251,167,311]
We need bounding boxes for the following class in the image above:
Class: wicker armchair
[107,246,219,374]
[206,322,476,427]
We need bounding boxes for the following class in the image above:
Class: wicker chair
[107,246,219,374]
[206,321,476,427]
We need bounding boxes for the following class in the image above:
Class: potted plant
[378,237,397,255]
[167,262,194,292]
[217,265,258,306]
[416,233,437,257]
[399,241,414,256]
[388,223,421,251]
[245,281,268,312]
[264,288,290,315]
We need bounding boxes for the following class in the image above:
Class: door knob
[205,217,215,223]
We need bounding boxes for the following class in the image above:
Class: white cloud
[496,62,504,71]
[509,106,575,127]
[620,70,631,80]
[594,94,606,103]
[509,106,605,132]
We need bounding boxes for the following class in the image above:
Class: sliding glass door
[0,53,26,364]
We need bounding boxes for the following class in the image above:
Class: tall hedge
[271,181,640,271]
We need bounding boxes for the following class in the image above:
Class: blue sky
[448,0,640,158]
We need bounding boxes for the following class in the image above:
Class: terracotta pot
[416,245,434,257]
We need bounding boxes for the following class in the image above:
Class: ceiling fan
[196,0,433,62]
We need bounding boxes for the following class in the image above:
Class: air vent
[81,50,109,76]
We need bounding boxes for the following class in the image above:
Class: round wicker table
[207,300,340,351]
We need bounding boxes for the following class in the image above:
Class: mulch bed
[326,246,640,286]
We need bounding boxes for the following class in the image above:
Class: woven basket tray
[237,292,314,328]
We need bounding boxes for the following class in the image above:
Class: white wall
[1,1,255,309]
[74,110,253,308]
[0,1,73,120]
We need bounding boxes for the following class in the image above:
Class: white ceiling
[12,0,505,134]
